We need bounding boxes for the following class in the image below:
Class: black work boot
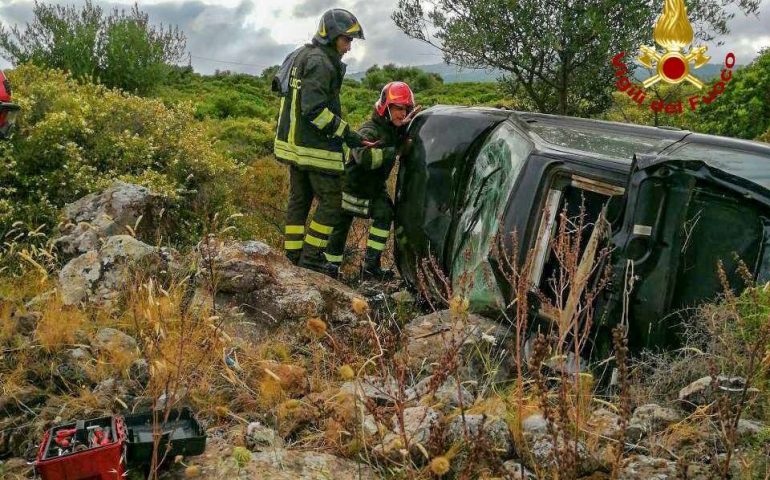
[286,251,301,266]
[362,251,395,281]
[320,262,340,279]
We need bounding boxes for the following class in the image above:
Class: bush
[2,64,240,245]
[0,1,186,94]
[361,64,443,91]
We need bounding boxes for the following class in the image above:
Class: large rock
[446,414,514,472]
[521,432,600,477]
[413,375,474,409]
[196,239,362,323]
[618,454,677,479]
[399,310,510,381]
[340,375,405,406]
[249,449,379,479]
[627,404,682,442]
[58,235,173,305]
[55,181,164,256]
[678,376,760,408]
[172,441,378,479]
[374,406,440,462]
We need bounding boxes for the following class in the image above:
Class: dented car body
[394,106,770,352]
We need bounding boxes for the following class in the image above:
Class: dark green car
[395,106,770,353]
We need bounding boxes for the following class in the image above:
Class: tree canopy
[393,0,760,116]
[0,1,186,94]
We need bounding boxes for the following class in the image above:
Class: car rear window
[526,122,672,162]
[662,142,770,190]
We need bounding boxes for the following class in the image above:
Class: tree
[695,48,770,140]
[0,1,186,94]
[362,64,443,91]
[393,0,760,116]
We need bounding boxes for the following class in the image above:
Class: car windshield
[451,121,532,311]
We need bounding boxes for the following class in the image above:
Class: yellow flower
[430,456,451,476]
[338,364,355,380]
[306,317,327,337]
[449,296,469,315]
[351,297,369,315]
[184,465,201,477]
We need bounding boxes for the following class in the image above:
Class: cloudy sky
[0,0,768,75]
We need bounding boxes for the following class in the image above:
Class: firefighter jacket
[341,112,405,216]
[274,41,349,175]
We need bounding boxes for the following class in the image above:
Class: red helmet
[375,81,415,117]
[0,70,19,139]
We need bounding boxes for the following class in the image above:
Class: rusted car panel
[395,106,770,351]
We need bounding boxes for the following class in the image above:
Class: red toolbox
[35,415,127,480]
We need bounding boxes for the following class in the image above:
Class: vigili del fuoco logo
[611,0,735,115]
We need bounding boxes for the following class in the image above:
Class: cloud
[0,0,766,74]
[292,0,336,18]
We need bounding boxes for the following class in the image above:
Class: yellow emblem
[345,22,361,34]
[638,0,710,89]
[318,19,327,38]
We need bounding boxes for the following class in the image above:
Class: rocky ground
[1,182,769,479]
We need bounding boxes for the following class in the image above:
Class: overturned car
[394,106,770,353]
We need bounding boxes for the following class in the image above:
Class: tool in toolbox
[35,408,206,480]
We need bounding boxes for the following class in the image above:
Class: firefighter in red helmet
[0,70,20,139]
[324,81,422,279]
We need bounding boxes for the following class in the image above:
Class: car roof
[420,106,770,189]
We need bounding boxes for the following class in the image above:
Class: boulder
[196,239,362,323]
[587,408,624,440]
[521,413,549,435]
[521,432,600,477]
[627,404,682,442]
[55,181,164,256]
[340,375,407,406]
[399,309,510,381]
[59,235,174,305]
[413,375,474,409]
[446,414,514,472]
[170,440,378,480]
[678,376,760,408]
[249,449,378,479]
[11,311,40,336]
[617,454,677,480]
[246,422,283,451]
[92,328,137,355]
[374,406,440,462]
[502,460,537,480]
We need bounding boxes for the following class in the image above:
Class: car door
[596,154,770,353]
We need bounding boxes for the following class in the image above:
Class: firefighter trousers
[283,166,344,270]
[325,188,394,266]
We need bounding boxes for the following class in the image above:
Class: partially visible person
[0,70,20,139]
[272,9,365,272]
[324,81,422,280]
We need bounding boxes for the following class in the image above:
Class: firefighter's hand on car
[403,105,423,125]
[343,127,365,148]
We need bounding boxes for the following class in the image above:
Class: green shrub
[2,64,240,244]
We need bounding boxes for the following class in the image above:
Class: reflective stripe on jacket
[274,41,348,174]
[343,112,403,199]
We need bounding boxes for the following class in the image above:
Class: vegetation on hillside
[0,0,186,94]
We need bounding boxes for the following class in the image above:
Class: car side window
[451,122,532,311]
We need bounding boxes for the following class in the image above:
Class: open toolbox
[123,407,206,467]
[35,414,127,480]
[34,408,205,479]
